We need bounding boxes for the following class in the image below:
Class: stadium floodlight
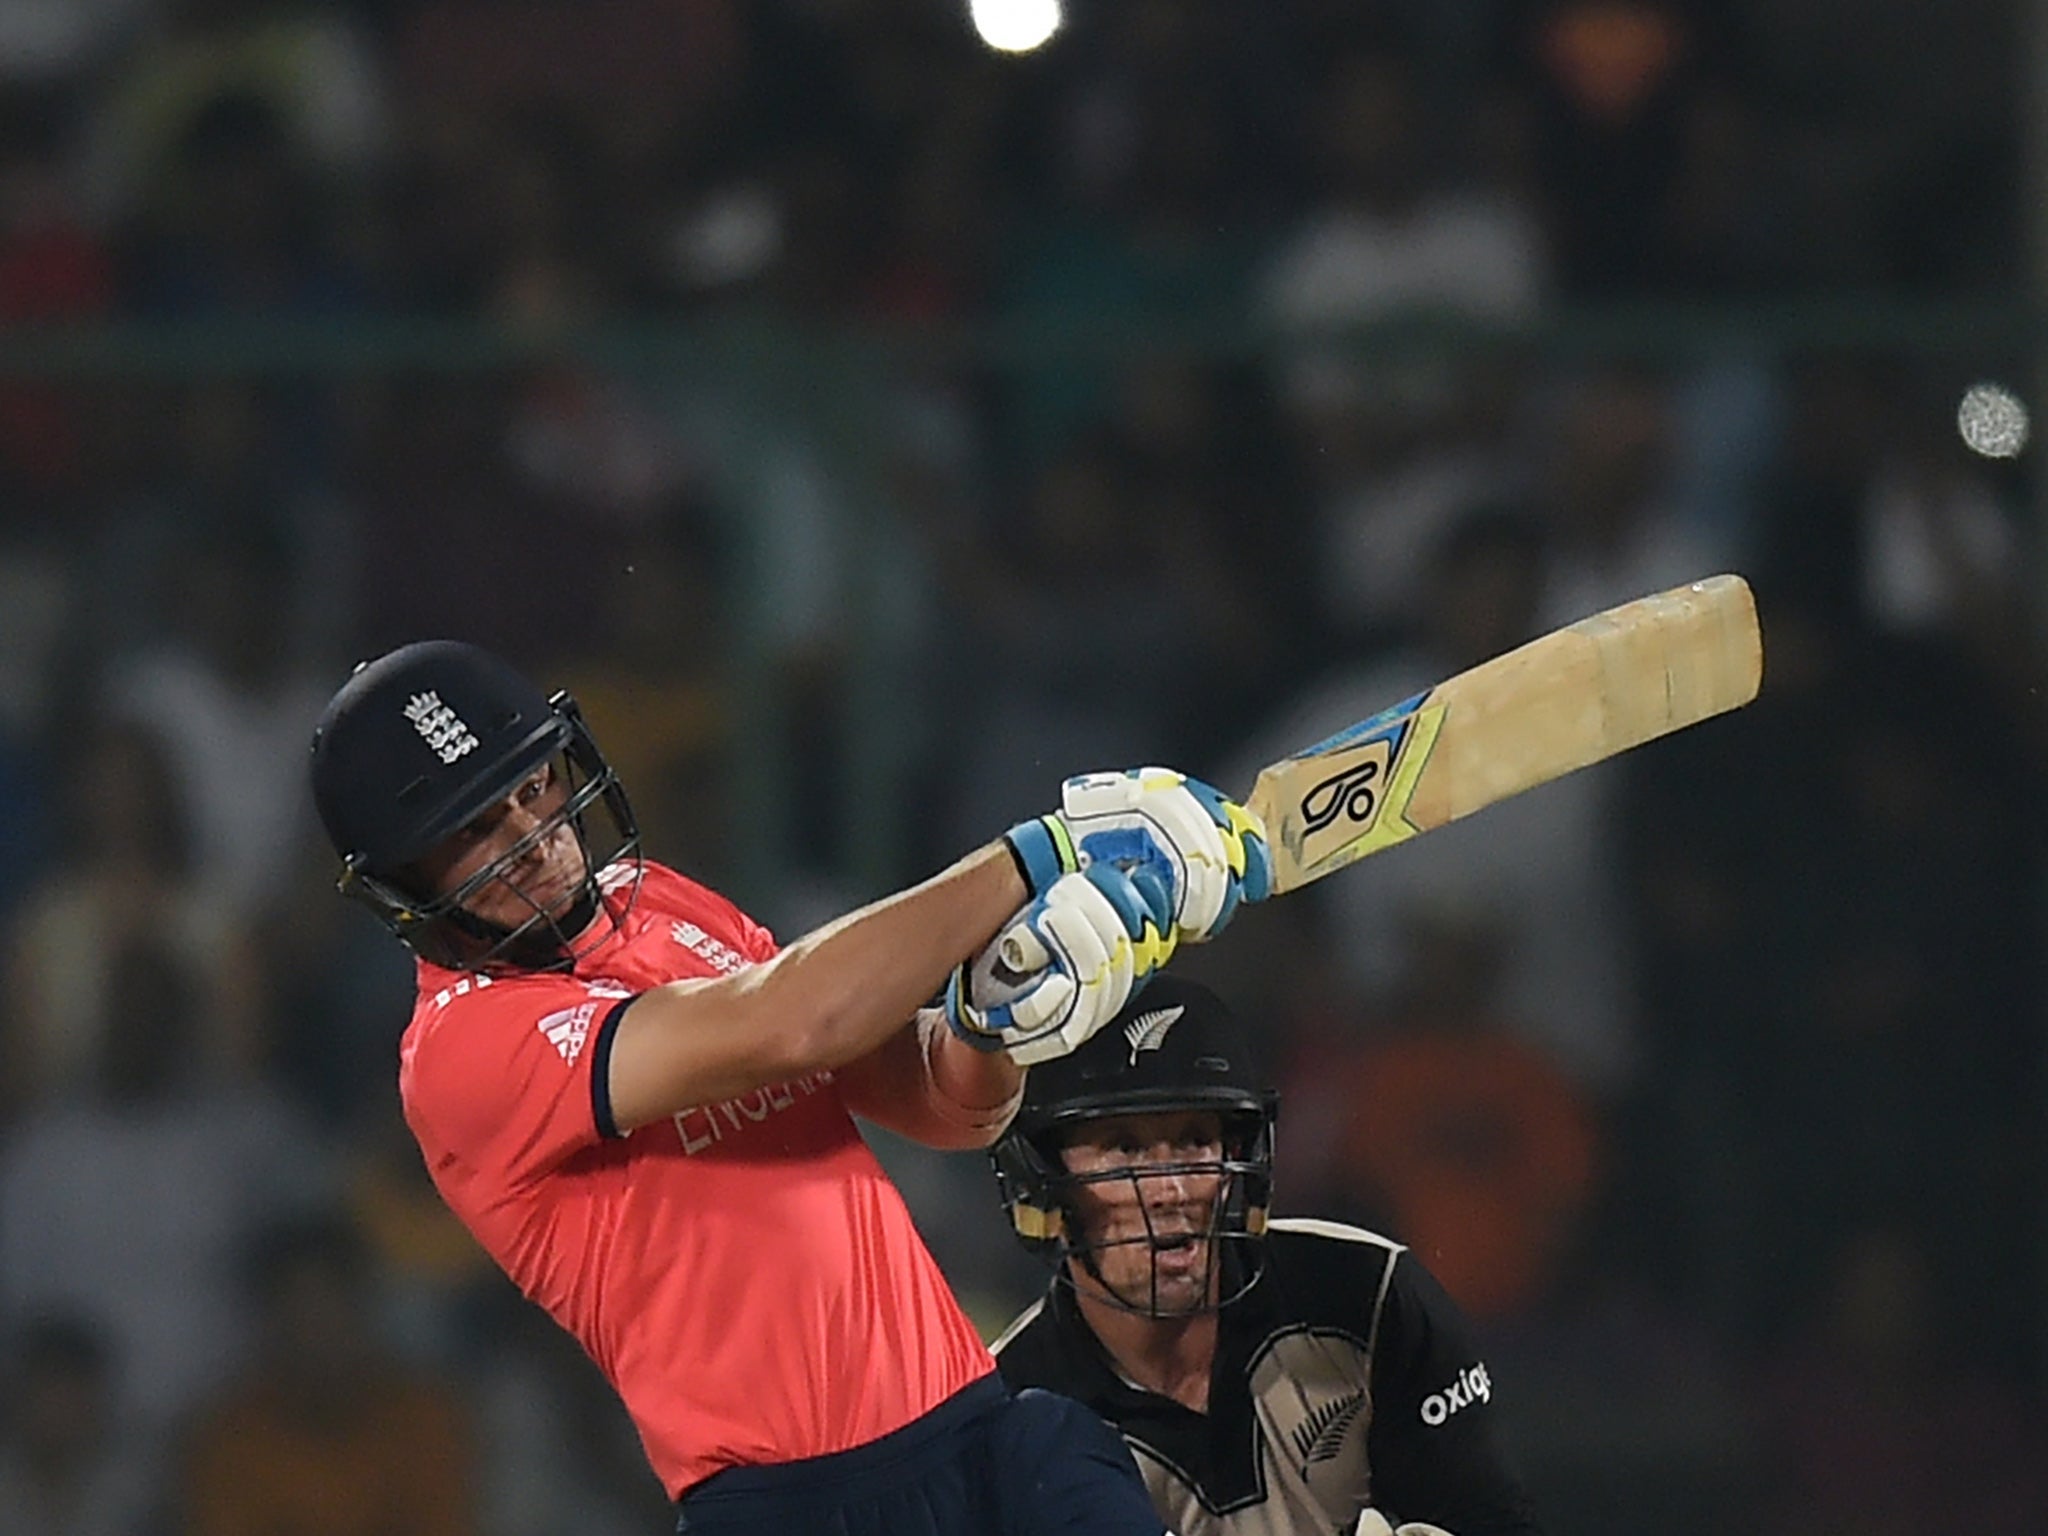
[968,0,1062,53]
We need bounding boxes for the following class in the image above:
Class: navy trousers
[674,1375,1169,1536]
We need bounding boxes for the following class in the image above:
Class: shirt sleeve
[1366,1252,1544,1535]
[732,906,778,962]
[403,981,634,1188]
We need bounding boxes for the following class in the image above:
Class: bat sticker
[1288,700,1446,877]
[1299,753,1383,837]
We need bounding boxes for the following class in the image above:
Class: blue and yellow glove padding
[946,862,1178,1065]
[1175,773,1273,933]
[1001,812,1081,896]
[1004,768,1271,945]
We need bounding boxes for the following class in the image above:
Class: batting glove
[1004,768,1272,945]
[1352,1512,1457,1536]
[945,863,1177,1065]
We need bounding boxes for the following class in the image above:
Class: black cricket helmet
[308,640,641,971]
[992,976,1277,1316]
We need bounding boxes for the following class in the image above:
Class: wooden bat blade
[1246,573,1762,895]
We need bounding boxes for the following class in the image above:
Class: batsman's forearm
[922,1012,1024,1143]
[731,842,1028,1073]
[607,843,1030,1129]
[838,1010,1023,1149]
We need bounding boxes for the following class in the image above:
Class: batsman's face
[1062,1110,1227,1315]
[415,761,588,929]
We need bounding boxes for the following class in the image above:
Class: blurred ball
[1956,382,2029,458]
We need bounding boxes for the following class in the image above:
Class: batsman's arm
[604,765,1269,1135]
[604,843,1029,1133]
[835,1008,1024,1151]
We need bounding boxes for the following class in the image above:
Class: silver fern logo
[1290,1388,1367,1468]
[1122,1005,1185,1065]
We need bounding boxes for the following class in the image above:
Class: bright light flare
[969,0,1062,53]
[1957,381,2029,459]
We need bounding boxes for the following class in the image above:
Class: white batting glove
[1004,768,1272,945]
[1352,1512,1456,1536]
[945,864,1177,1065]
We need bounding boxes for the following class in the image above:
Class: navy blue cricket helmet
[308,640,640,971]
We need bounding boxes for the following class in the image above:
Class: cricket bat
[1245,574,1762,895]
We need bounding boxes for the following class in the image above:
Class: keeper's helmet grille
[990,977,1277,1316]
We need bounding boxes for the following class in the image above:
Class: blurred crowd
[0,2,2044,1534]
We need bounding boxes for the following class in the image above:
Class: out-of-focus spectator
[939,426,1225,847]
[102,531,333,919]
[344,1102,496,1367]
[393,0,735,153]
[2,719,259,1115]
[1776,639,2038,1348]
[547,532,729,869]
[0,81,115,931]
[1659,81,1799,295]
[90,0,387,214]
[85,382,355,668]
[255,836,419,1135]
[0,0,153,87]
[182,1212,476,1536]
[349,372,657,667]
[1284,351,1529,644]
[1259,45,1544,416]
[1755,1225,2048,1536]
[1328,915,1601,1323]
[469,1289,670,1536]
[991,5,1266,467]
[0,85,114,499]
[487,191,698,529]
[1531,363,1728,630]
[0,1317,164,1536]
[0,937,328,1430]
[1250,44,1543,646]
[1513,0,1728,294]
[1100,355,1305,755]
[117,89,363,317]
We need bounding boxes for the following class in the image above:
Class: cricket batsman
[307,639,1270,1535]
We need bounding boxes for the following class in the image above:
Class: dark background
[0,3,2042,1534]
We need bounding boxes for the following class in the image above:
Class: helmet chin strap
[448,872,617,973]
[478,885,601,970]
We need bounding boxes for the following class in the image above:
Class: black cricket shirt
[993,1218,1542,1536]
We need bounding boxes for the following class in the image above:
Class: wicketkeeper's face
[413,761,590,931]
[1060,1110,1228,1316]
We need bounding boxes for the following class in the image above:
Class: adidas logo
[1123,1005,1185,1065]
